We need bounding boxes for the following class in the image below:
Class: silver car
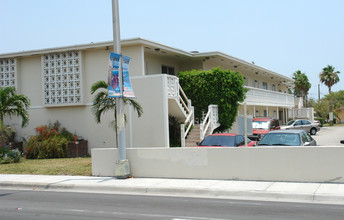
[258,130,317,146]
[281,119,320,135]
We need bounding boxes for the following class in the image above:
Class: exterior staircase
[185,124,201,147]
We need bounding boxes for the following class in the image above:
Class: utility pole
[318,84,320,101]
[112,0,130,179]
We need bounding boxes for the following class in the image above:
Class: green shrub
[178,67,246,131]
[26,136,68,159]
[25,121,73,159]
[169,115,181,147]
[0,146,21,164]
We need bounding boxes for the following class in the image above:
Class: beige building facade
[0,38,296,152]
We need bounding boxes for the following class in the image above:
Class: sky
[1,0,343,99]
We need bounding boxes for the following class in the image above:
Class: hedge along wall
[178,68,246,131]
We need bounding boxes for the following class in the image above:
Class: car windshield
[258,133,301,146]
[287,120,295,125]
[252,121,269,129]
[199,135,235,147]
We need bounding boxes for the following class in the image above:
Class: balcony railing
[244,86,294,107]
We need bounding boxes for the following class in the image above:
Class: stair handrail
[200,105,220,140]
[180,105,194,147]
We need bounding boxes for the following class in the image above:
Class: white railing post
[180,124,185,147]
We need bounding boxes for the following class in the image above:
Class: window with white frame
[272,84,276,91]
[0,58,16,88]
[42,51,81,105]
[262,82,268,90]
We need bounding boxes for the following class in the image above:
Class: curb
[1,181,344,205]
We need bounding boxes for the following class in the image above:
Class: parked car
[257,130,317,146]
[281,119,320,135]
[197,133,256,147]
[248,117,280,141]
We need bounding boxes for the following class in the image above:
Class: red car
[248,117,280,141]
[197,133,256,147]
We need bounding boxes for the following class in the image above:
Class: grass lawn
[0,157,92,176]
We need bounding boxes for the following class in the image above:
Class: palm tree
[90,80,143,146]
[0,87,30,147]
[319,65,340,126]
[292,70,311,107]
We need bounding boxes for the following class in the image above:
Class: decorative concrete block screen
[0,58,16,88]
[42,51,81,105]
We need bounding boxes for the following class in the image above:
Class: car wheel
[310,128,317,135]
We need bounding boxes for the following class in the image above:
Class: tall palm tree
[319,65,340,125]
[90,80,143,146]
[292,70,311,107]
[0,87,30,147]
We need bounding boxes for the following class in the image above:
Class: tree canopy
[0,87,30,147]
[319,65,340,125]
[292,70,311,106]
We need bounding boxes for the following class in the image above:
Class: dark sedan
[258,130,317,146]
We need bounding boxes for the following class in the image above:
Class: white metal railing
[180,106,195,147]
[167,75,192,115]
[244,86,294,107]
[287,107,314,122]
[166,75,195,147]
[200,105,220,140]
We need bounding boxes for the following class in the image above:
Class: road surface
[1,189,344,220]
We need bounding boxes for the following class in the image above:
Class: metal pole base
[115,159,131,179]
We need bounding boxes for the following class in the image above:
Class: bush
[178,67,246,131]
[25,121,74,159]
[169,115,181,147]
[0,146,21,164]
[26,136,68,159]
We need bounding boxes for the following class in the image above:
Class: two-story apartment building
[0,38,296,151]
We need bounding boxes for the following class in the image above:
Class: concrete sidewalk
[1,174,344,205]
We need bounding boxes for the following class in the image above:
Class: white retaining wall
[92,147,344,183]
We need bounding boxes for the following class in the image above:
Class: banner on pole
[108,52,121,97]
[121,55,136,98]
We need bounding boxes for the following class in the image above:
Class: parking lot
[312,125,344,146]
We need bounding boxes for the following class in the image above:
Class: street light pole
[112,0,130,178]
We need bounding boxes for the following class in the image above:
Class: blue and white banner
[121,55,135,98]
[108,52,121,97]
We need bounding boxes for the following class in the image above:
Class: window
[301,120,311,125]
[272,84,276,91]
[262,82,268,90]
[264,109,267,117]
[42,51,82,105]
[162,65,175,75]
[235,135,245,146]
[0,58,16,88]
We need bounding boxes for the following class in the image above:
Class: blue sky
[1,0,343,99]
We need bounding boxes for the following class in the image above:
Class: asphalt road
[312,126,344,146]
[1,189,344,220]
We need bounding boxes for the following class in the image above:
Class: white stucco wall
[4,46,168,153]
[92,147,344,183]
[125,75,169,148]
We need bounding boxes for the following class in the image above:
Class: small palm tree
[292,70,311,107]
[0,87,30,147]
[90,80,143,146]
[319,65,340,125]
